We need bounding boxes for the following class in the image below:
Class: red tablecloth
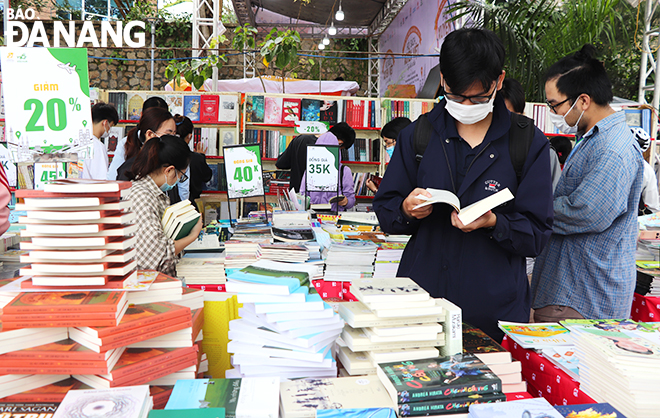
[631,292,660,321]
[502,336,595,406]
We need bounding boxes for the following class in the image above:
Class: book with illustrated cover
[468,397,561,418]
[413,188,514,226]
[498,321,572,349]
[200,95,220,123]
[184,95,201,122]
[271,227,315,242]
[301,98,321,121]
[399,391,505,416]
[316,408,396,418]
[462,322,511,365]
[554,402,627,418]
[320,100,338,125]
[166,94,184,116]
[282,98,301,125]
[3,291,127,314]
[349,277,429,304]
[264,96,283,124]
[246,95,265,123]
[127,92,145,120]
[376,354,501,405]
[53,385,151,418]
[0,402,61,417]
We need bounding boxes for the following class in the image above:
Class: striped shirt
[531,111,644,318]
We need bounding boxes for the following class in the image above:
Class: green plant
[232,24,267,92]
[165,35,228,90]
[259,28,302,93]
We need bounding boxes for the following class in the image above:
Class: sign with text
[0,47,94,162]
[295,121,328,135]
[223,144,265,199]
[305,145,340,192]
[34,162,66,190]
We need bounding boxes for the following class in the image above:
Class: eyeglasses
[545,97,571,114]
[176,169,188,184]
[444,84,496,104]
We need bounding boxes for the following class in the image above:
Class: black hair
[124,107,174,161]
[500,78,526,114]
[381,117,412,141]
[329,122,356,150]
[440,28,505,95]
[143,96,168,112]
[544,44,613,106]
[549,136,573,165]
[91,102,119,125]
[128,134,191,180]
[173,114,194,139]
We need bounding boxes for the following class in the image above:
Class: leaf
[194,75,205,89]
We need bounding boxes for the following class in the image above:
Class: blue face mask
[160,171,176,192]
[385,145,395,158]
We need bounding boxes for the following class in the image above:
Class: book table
[501,335,595,406]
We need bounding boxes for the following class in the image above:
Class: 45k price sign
[0,47,94,162]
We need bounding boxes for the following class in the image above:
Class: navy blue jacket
[373,97,554,339]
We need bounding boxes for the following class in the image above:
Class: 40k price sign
[0,47,94,162]
[223,144,265,199]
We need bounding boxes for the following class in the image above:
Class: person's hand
[338,197,349,207]
[451,210,496,233]
[195,142,208,154]
[189,217,203,238]
[366,179,378,193]
[402,188,433,220]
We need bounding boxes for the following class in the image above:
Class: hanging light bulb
[318,42,326,50]
[335,1,344,21]
[323,35,330,45]
[329,20,337,36]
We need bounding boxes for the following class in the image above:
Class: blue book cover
[554,403,627,418]
[247,96,265,123]
[301,99,321,121]
[316,408,396,418]
[184,95,201,121]
[226,271,302,293]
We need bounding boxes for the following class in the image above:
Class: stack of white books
[224,240,263,270]
[337,278,463,377]
[177,252,226,285]
[323,241,378,282]
[372,243,406,279]
[54,385,152,418]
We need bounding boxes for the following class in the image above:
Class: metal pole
[3,0,8,45]
[150,20,156,91]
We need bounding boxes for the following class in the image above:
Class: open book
[161,200,201,240]
[413,187,513,225]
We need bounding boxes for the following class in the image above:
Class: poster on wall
[0,47,94,162]
[379,0,457,97]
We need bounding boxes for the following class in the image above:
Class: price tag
[34,162,66,190]
[223,144,265,199]
[0,47,93,162]
[306,145,339,192]
[295,121,329,135]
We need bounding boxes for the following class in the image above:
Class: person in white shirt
[631,127,660,214]
[83,103,118,180]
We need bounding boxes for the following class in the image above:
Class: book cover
[200,95,220,123]
[126,92,145,120]
[349,277,429,304]
[0,377,88,402]
[554,403,627,418]
[462,322,511,364]
[0,338,116,362]
[264,96,283,124]
[467,397,560,418]
[166,94,184,116]
[106,126,123,156]
[498,321,572,349]
[184,95,201,122]
[320,100,338,125]
[246,96,265,123]
[282,98,301,125]
[316,408,396,418]
[108,92,127,120]
[399,391,505,416]
[0,402,61,417]
[219,128,237,148]
[377,354,501,404]
[219,96,238,122]
[203,164,219,192]
[105,346,196,382]
[4,291,126,314]
[53,385,150,418]
[301,99,321,121]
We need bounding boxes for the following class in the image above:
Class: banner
[305,145,340,192]
[0,47,94,162]
[379,0,457,97]
[223,144,265,199]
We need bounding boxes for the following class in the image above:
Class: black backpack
[412,112,535,183]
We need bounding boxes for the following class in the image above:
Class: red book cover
[80,302,191,338]
[1,316,121,330]
[0,377,90,403]
[103,346,197,382]
[200,95,220,123]
[150,271,184,290]
[3,291,126,314]
[2,308,124,321]
[0,339,115,361]
[281,98,301,125]
[0,362,111,375]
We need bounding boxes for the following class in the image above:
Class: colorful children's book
[554,402,627,418]
[498,321,572,349]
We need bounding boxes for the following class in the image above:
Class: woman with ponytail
[127,135,202,276]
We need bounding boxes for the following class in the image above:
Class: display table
[501,336,595,406]
[630,292,660,321]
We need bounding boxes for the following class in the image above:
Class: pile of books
[15,180,137,288]
[177,253,226,285]
[259,243,310,263]
[336,278,463,378]
[56,384,154,418]
[161,200,201,241]
[372,242,406,278]
[223,240,263,270]
[225,260,342,379]
[377,354,506,416]
[323,241,378,282]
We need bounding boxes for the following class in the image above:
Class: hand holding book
[402,188,434,220]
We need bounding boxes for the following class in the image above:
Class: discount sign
[305,145,339,192]
[0,47,94,162]
[295,121,328,135]
[223,144,265,199]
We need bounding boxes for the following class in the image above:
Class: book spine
[2,318,119,329]
[0,351,107,361]
[398,391,506,416]
[0,364,111,375]
[436,298,463,356]
[2,310,121,321]
[94,308,191,338]
[403,375,501,403]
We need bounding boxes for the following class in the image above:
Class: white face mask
[100,122,111,139]
[547,99,584,135]
[445,90,496,125]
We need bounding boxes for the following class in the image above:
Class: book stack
[336,278,462,378]
[54,384,153,418]
[223,240,262,270]
[462,322,526,394]
[323,241,378,282]
[176,254,226,285]
[127,271,184,305]
[377,354,506,416]
[225,260,342,379]
[561,319,660,418]
[161,200,201,241]
[372,243,406,279]
[259,243,310,263]
[15,180,137,288]
[272,210,311,229]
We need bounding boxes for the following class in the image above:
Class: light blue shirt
[177,166,191,201]
[531,111,644,319]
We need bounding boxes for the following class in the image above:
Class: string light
[323,35,330,45]
[318,42,326,50]
[335,0,344,21]
[329,20,337,36]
